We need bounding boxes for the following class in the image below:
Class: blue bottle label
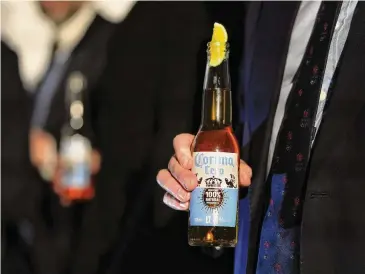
[189,152,239,227]
[61,162,90,188]
[60,134,91,189]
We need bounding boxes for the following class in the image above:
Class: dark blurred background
[1,1,246,274]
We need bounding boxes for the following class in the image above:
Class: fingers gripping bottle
[188,23,240,248]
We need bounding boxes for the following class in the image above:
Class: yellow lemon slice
[209,22,228,67]
[211,22,228,43]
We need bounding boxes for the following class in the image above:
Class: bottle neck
[64,72,85,134]
[201,53,232,130]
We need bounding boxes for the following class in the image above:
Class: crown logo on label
[205,176,222,187]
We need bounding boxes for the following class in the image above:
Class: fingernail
[156,178,163,188]
[163,194,169,204]
[163,195,174,208]
[179,202,189,210]
[165,198,184,211]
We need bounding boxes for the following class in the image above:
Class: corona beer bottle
[57,71,94,201]
[188,23,240,247]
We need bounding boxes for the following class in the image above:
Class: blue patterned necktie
[256,2,342,273]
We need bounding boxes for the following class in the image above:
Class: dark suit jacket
[1,42,42,222]
[1,41,58,274]
[36,2,209,274]
[235,2,365,274]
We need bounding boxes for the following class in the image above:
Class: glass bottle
[58,71,94,201]
[188,42,240,248]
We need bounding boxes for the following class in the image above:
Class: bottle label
[189,152,239,227]
[59,134,91,189]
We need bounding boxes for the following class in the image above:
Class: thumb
[172,134,195,169]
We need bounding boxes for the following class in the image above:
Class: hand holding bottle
[30,128,58,181]
[53,144,101,206]
[156,133,252,211]
[29,128,101,206]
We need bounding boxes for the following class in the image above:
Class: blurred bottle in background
[57,72,95,201]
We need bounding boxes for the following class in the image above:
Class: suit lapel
[247,0,300,216]
[238,1,301,273]
[308,2,365,181]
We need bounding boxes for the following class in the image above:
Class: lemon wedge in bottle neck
[209,23,228,67]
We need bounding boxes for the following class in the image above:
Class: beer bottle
[188,23,240,247]
[57,71,94,201]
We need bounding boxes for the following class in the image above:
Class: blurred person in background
[2,1,224,274]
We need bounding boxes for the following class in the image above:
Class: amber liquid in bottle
[188,43,240,247]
